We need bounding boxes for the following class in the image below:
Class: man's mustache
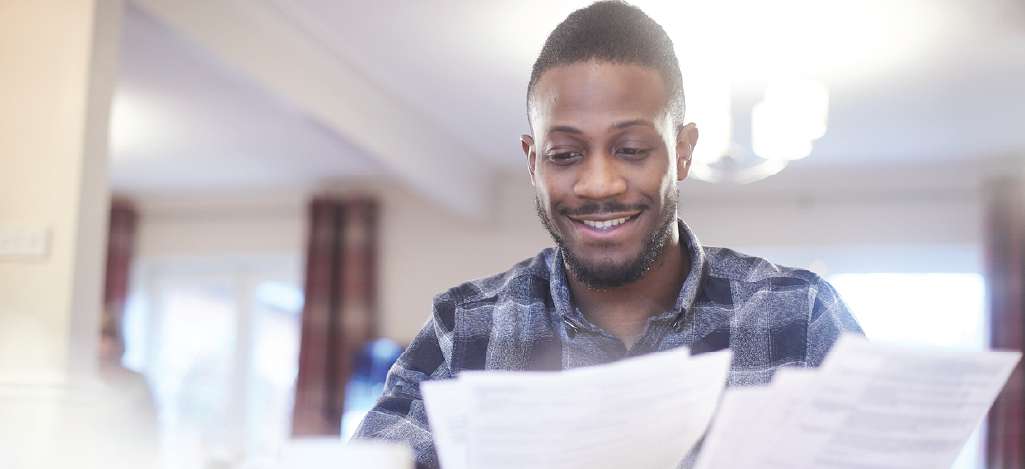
[556,201,650,217]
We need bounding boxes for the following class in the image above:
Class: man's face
[522,61,696,289]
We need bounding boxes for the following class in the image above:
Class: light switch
[0,225,50,260]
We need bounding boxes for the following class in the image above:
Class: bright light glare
[765,79,829,139]
[685,78,732,166]
[752,79,829,161]
[109,91,166,158]
[485,0,951,85]
[636,0,949,84]
[828,273,986,351]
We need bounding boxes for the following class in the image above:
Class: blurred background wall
[2,0,1025,468]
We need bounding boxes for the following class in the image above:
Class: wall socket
[0,225,50,260]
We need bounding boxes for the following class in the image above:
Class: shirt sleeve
[806,276,865,366]
[351,300,455,469]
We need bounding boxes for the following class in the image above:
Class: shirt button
[562,317,578,339]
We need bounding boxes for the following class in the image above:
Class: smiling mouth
[558,201,648,232]
[580,216,633,230]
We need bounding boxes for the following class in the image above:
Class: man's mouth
[580,216,632,230]
[557,201,648,233]
[568,211,642,232]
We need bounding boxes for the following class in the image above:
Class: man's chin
[560,217,676,290]
[563,252,647,290]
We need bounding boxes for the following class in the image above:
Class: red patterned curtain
[292,198,379,436]
[104,198,138,329]
[986,179,1025,468]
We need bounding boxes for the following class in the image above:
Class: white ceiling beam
[129,0,492,220]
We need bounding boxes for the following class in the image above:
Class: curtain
[292,198,379,436]
[985,178,1025,468]
[104,198,137,329]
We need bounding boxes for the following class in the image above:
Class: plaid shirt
[354,220,863,468]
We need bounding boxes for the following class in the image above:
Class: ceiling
[110,0,1025,218]
[110,6,385,192]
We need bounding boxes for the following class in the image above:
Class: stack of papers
[422,347,732,469]
[422,335,1020,469]
[695,335,1020,469]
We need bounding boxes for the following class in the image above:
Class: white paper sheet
[423,347,732,469]
[695,368,817,469]
[421,380,470,469]
[428,334,1018,469]
[695,335,1021,469]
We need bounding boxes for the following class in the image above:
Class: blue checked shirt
[353,220,863,468]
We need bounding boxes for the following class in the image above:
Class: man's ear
[676,123,698,181]
[521,134,537,186]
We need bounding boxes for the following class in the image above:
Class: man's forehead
[531,61,666,97]
[528,61,671,131]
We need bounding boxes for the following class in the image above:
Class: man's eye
[547,152,582,164]
[617,147,651,159]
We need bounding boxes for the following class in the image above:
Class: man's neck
[566,233,691,349]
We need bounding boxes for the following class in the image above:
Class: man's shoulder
[434,247,556,308]
[702,245,821,286]
[696,246,862,375]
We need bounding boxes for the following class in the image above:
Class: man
[354,2,862,467]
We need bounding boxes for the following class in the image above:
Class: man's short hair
[527,1,685,132]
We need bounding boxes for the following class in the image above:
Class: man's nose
[573,154,627,199]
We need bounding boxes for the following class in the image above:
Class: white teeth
[582,216,630,229]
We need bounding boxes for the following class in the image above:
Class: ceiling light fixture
[752,79,829,161]
[687,79,829,184]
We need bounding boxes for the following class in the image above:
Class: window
[340,338,403,442]
[123,257,304,468]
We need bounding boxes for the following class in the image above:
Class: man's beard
[535,193,678,290]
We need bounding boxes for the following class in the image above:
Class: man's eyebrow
[611,119,654,130]
[547,120,654,135]
[548,125,583,135]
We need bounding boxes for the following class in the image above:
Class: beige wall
[134,189,308,259]
[131,174,553,343]
[131,167,985,344]
[679,165,985,250]
[0,0,121,381]
[0,1,124,467]
[364,175,553,342]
